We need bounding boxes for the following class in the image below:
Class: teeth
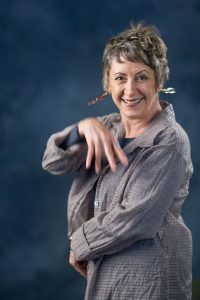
[122,97,143,104]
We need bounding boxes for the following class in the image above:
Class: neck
[122,102,162,138]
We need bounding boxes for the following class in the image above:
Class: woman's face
[108,58,161,123]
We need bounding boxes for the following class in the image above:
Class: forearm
[70,145,187,261]
[70,207,153,261]
[58,125,84,150]
[42,124,87,175]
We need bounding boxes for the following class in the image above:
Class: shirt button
[94,200,99,207]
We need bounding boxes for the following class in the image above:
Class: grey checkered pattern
[42,101,193,299]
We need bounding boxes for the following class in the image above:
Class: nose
[124,79,136,98]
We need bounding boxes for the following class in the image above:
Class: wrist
[77,122,84,138]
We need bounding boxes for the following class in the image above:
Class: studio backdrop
[0,0,199,299]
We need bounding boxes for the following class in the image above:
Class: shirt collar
[113,100,176,148]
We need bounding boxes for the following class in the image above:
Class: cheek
[111,84,123,95]
[111,92,122,107]
[140,84,157,96]
[111,94,120,106]
[111,90,123,105]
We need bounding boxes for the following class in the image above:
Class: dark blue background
[1,0,199,299]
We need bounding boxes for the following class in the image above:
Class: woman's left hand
[69,250,88,279]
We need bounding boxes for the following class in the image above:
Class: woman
[42,23,193,299]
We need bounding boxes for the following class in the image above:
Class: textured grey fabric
[42,101,193,300]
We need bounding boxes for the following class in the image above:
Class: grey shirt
[42,101,193,299]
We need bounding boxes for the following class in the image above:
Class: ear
[107,87,111,94]
[157,83,163,93]
[106,78,111,94]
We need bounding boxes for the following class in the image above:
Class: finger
[76,267,87,278]
[69,252,88,279]
[73,263,87,278]
[112,138,128,166]
[85,139,95,169]
[78,262,88,278]
[103,141,117,172]
[94,138,102,173]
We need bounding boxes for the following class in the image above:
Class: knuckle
[87,146,94,156]
[106,134,114,146]
[93,135,100,145]
[86,137,93,147]
[95,145,102,155]
[104,143,113,155]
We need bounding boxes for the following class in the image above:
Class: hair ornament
[161,87,176,94]
[88,91,109,106]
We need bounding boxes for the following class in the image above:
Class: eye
[137,74,148,81]
[115,76,125,81]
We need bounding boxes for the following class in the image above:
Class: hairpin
[88,92,109,106]
[161,87,176,94]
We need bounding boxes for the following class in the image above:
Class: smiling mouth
[122,97,144,106]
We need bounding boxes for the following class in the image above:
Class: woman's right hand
[78,118,128,174]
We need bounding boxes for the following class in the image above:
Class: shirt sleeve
[41,113,117,175]
[42,124,87,175]
[70,144,188,261]
[58,125,84,150]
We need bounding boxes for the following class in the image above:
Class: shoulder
[153,120,193,176]
[154,120,191,152]
[96,112,121,128]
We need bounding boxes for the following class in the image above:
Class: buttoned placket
[93,164,111,212]
[94,200,99,207]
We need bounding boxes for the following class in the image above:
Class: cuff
[70,225,100,261]
[59,125,84,150]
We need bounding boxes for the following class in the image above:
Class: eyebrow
[113,69,150,75]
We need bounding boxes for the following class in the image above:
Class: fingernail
[95,167,100,174]
[112,165,116,172]
[123,156,128,164]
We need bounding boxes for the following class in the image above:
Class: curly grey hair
[102,23,169,91]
